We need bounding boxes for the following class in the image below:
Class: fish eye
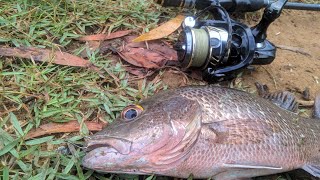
[121,105,143,121]
[124,109,138,119]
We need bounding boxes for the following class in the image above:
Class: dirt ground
[246,10,320,98]
[160,10,320,180]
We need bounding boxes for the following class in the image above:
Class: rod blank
[284,2,320,11]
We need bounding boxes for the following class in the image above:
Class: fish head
[82,91,202,174]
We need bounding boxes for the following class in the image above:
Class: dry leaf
[119,49,162,69]
[25,121,107,139]
[78,30,132,41]
[132,15,185,42]
[0,47,92,67]
[118,36,178,69]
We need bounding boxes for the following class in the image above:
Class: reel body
[175,5,277,82]
[154,0,320,82]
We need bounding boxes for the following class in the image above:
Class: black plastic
[154,0,183,7]
[252,40,276,65]
[202,21,256,82]
[219,0,269,12]
[251,0,287,43]
[179,1,283,82]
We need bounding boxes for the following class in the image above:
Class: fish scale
[82,86,320,179]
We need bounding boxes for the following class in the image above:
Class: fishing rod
[155,0,320,12]
[155,0,320,82]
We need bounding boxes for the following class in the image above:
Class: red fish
[82,86,320,179]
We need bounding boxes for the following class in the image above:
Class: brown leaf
[118,36,178,69]
[0,47,92,67]
[25,121,107,139]
[125,36,178,60]
[78,30,132,41]
[132,15,185,42]
[118,49,162,69]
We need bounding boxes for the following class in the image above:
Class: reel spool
[176,26,229,69]
[176,27,209,69]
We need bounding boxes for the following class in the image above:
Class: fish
[82,86,320,179]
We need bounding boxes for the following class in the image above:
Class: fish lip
[82,146,149,174]
[94,169,152,175]
[82,146,118,170]
[82,148,152,175]
[85,136,133,155]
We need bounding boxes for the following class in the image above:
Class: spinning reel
[155,0,320,82]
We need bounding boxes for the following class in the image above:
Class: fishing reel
[174,3,279,82]
[155,0,320,82]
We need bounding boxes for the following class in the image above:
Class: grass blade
[3,166,9,180]
[0,139,19,156]
[10,113,24,136]
[25,136,54,145]
[63,158,75,174]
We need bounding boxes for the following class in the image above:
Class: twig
[262,66,278,90]
[128,72,155,81]
[103,67,120,87]
[297,100,314,107]
[276,45,312,57]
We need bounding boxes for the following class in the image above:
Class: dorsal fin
[262,91,299,113]
[313,94,320,119]
[255,82,298,113]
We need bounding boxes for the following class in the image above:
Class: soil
[245,10,320,99]
[159,10,320,180]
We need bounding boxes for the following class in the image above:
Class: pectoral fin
[206,118,275,145]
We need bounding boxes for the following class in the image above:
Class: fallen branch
[276,45,312,57]
[262,66,278,90]
[25,121,107,139]
[297,100,314,107]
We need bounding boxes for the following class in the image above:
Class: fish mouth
[85,136,133,155]
[82,137,143,173]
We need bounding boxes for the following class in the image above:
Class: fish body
[82,86,320,179]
